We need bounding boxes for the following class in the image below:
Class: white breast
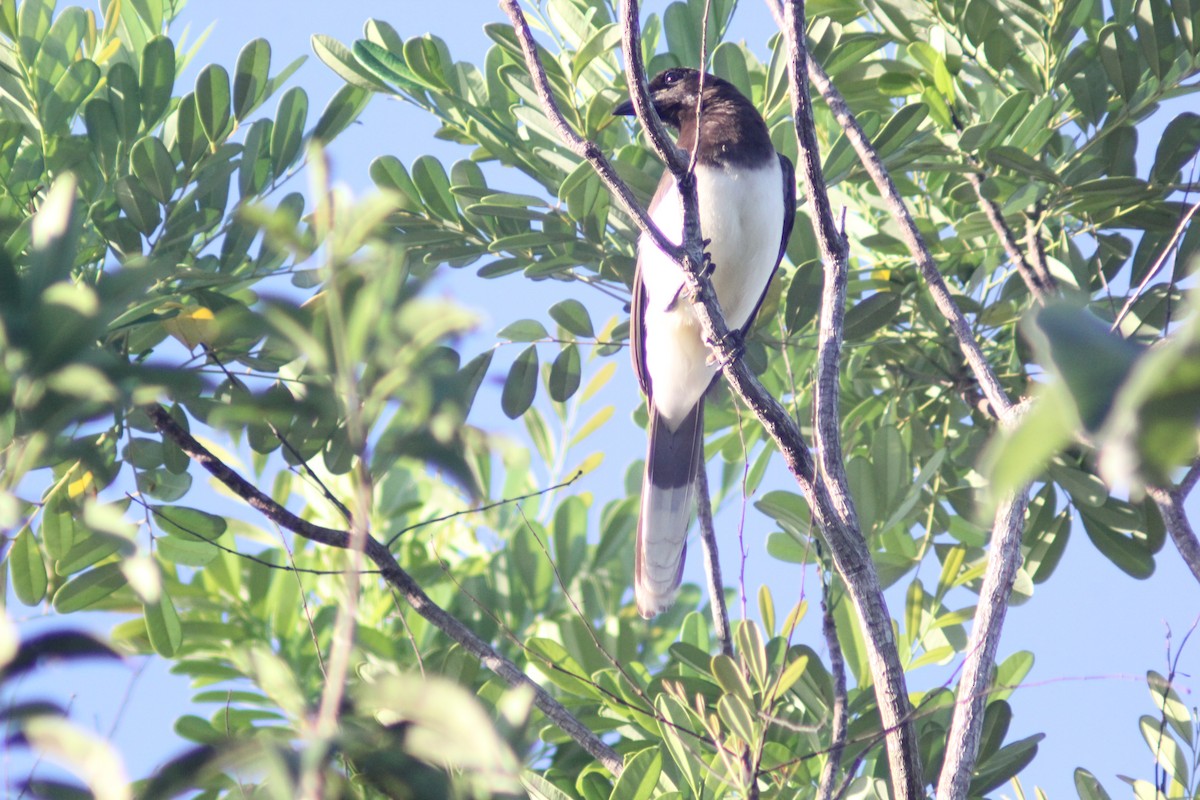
[639,159,784,428]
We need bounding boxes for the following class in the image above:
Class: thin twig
[817,570,847,800]
[1111,199,1200,333]
[696,466,733,656]
[1024,212,1058,295]
[963,168,1049,302]
[146,403,624,774]
[386,470,582,547]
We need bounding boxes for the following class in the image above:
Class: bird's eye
[662,70,681,85]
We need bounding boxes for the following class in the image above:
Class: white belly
[640,160,784,427]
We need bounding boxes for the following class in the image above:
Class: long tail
[635,403,703,618]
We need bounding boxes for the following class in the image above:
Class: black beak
[612,98,635,116]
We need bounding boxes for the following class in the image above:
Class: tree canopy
[2,0,1199,798]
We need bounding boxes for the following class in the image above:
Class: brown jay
[614,68,796,618]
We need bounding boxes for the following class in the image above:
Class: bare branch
[935,487,1030,799]
[777,0,922,791]
[817,575,848,800]
[801,53,1013,418]
[146,403,624,775]
[696,467,734,656]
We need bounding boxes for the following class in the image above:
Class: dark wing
[740,152,797,336]
[630,170,679,397]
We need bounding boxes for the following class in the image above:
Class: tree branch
[696,467,734,656]
[817,575,848,800]
[800,53,1013,418]
[504,1,920,790]
[778,0,922,792]
[145,403,625,776]
[1147,484,1200,586]
[964,168,1050,302]
[935,488,1030,799]
[762,13,1040,794]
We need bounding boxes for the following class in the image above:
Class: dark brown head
[612,68,772,166]
[613,68,745,128]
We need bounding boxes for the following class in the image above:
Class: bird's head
[612,68,731,129]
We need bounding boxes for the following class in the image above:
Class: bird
[613,68,795,618]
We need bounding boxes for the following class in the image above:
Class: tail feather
[635,403,703,618]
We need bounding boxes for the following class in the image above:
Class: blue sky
[6,1,1199,797]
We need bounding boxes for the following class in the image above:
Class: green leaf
[411,154,459,222]
[9,527,47,606]
[717,693,758,744]
[1139,715,1188,783]
[140,35,175,128]
[1098,23,1142,102]
[233,38,271,120]
[107,61,142,142]
[131,136,176,204]
[985,145,1061,185]
[313,83,370,143]
[41,511,77,560]
[53,563,128,613]
[270,86,308,175]
[610,748,661,800]
[873,102,929,161]
[1148,670,1194,745]
[710,653,753,702]
[968,734,1043,795]
[502,346,539,419]
[195,64,232,144]
[1074,768,1113,800]
[1152,113,1200,184]
[844,291,902,340]
[174,93,207,167]
[655,694,704,796]
[526,638,601,699]
[549,299,594,337]
[144,587,182,657]
[1080,505,1155,578]
[735,620,768,691]
[548,344,581,403]
[498,319,548,342]
[42,59,100,135]
[312,33,389,91]
[1025,303,1142,432]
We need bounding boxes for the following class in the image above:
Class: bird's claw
[706,329,745,367]
[701,238,715,278]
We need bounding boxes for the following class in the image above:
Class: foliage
[0,0,1197,796]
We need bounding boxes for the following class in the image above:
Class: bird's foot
[700,238,715,278]
[706,329,745,367]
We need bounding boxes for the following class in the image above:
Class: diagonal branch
[800,52,1013,418]
[144,403,624,776]
[964,168,1051,302]
[1147,484,1200,585]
